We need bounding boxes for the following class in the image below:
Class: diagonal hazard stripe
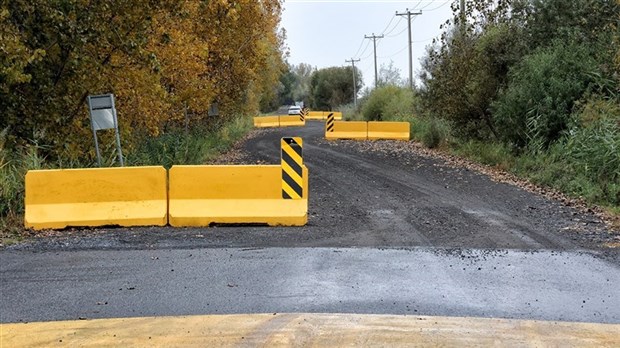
[327,123,334,132]
[282,174,302,199]
[282,160,303,185]
[282,139,302,160]
[282,146,303,171]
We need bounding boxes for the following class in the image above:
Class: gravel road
[8,121,618,261]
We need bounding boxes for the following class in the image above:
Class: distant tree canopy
[0,0,286,162]
[377,61,404,87]
[276,63,314,108]
[309,66,363,110]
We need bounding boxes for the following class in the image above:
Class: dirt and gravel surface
[7,121,618,263]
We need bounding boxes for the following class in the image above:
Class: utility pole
[396,9,422,90]
[345,58,361,108]
[460,0,466,33]
[364,33,384,88]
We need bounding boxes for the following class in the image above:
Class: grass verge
[0,115,253,245]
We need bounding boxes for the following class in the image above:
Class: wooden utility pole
[460,0,466,33]
[396,9,422,90]
[364,33,384,88]
[345,58,361,108]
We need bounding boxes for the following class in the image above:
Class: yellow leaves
[2,0,285,163]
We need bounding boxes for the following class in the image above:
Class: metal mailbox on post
[87,94,124,167]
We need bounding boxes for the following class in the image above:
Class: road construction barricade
[325,121,368,140]
[24,166,168,230]
[169,137,308,227]
[367,121,410,141]
[306,111,324,120]
[168,165,308,227]
[278,115,305,127]
[305,111,343,120]
[253,115,279,128]
[330,112,343,120]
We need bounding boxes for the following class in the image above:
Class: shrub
[564,98,620,204]
[361,85,414,121]
[128,115,252,168]
[492,41,597,151]
[411,117,451,149]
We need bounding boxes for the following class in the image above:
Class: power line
[379,15,397,35]
[385,24,408,38]
[382,16,403,36]
[355,38,372,59]
[352,38,366,58]
[377,45,408,59]
[421,0,450,12]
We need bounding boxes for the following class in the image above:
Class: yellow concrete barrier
[306,111,324,120]
[24,166,167,230]
[325,121,367,140]
[4,314,619,347]
[367,121,410,140]
[253,116,279,128]
[278,115,305,127]
[168,165,308,227]
[329,111,343,120]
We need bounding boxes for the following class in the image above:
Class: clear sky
[280,0,454,89]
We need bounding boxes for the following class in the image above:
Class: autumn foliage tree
[0,0,286,164]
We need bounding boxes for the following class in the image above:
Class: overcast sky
[280,0,454,89]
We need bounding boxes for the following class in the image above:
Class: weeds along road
[1,121,619,324]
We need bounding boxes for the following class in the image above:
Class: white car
[288,106,302,115]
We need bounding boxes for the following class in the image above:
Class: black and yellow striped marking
[300,108,306,122]
[281,137,303,199]
[326,112,335,132]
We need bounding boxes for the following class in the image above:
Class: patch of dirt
[209,128,278,165]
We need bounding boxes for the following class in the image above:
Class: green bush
[564,98,620,204]
[492,41,597,150]
[129,115,252,168]
[453,140,514,170]
[410,117,451,149]
[337,103,362,121]
[361,85,414,121]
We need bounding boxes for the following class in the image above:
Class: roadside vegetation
[342,0,620,215]
[0,1,284,242]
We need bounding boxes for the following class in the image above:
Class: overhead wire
[419,0,451,12]
[377,45,409,59]
[351,38,366,58]
[355,39,372,60]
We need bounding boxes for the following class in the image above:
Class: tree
[377,61,403,87]
[0,0,286,163]
[309,66,363,110]
[420,0,517,139]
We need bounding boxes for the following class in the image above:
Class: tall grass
[129,115,251,168]
[358,84,619,210]
[0,115,253,242]
[0,129,46,240]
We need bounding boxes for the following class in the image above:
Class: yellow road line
[2,313,619,347]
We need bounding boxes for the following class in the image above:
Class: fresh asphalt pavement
[1,121,619,324]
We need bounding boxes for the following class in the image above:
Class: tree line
[1,0,285,162]
[274,63,363,111]
[358,0,619,207]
